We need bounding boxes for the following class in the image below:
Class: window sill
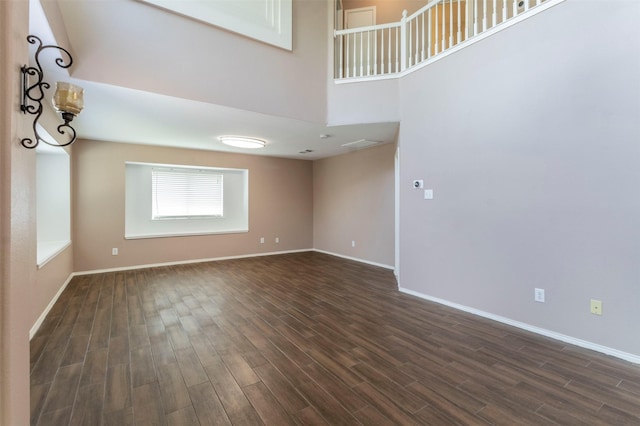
[37,240,71,269]
[125,229,248,240]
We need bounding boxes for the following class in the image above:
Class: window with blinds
[151,168,223,219]
[126,162,248,238]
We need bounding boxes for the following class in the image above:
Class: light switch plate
[424,189,434,200]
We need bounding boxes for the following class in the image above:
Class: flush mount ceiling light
[218,136,266,149]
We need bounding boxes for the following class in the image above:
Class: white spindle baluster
[346,34,350,78]
[513,0,517,17]
[435,4,439,54]
[503,0,507,22]
[428,8,432,57]
[465,0,469,40]
[441,0,445,51]
[407,19,413,66]
[353,34,357,77]
[358,33,364,77]
[352,33,356,76]
[524,0,529,11]
[395,26,400,72]
[421,13,425,61]
[389,29,393,73]
[449,0,453,48]
[457,0,461,44]
[380,29,384,75]
[492,0,497,26]
[348,33,351,77]
[339,34,343,79]
[483,0,487,31]
[373,30,377,75]
[473,0,478,36]
[415,18,420,64]
[366,31,370,75]
[401,10,408,71]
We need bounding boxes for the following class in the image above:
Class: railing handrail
[335,0,443,38]
[407,0,443,21]
[335,21,401,37]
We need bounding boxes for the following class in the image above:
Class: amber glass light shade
[52,82,84,116]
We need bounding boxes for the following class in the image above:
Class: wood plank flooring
[30,252,640,425]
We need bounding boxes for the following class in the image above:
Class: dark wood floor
[30,252,640,425]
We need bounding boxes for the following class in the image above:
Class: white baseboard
[312,249,395,271]
[29,273,75,340]
[37,254,637,365]
[73,249,314,276]
[399,287,640,365]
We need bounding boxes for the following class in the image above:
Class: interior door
[343,6,376,77]
[344,6,375,29]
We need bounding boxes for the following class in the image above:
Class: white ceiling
[32,0,399,160]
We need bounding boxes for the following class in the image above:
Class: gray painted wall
[397,0,640,356]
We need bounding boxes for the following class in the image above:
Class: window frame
[125,161,249,239]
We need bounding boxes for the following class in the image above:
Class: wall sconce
[20,35,84,149]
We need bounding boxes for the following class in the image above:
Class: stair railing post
[400,9,408,71]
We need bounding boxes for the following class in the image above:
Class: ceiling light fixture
[20,35,84,149]
[218,136,266,149]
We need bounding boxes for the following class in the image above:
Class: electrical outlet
[534,288,545,303]
[351,240,356,247]
[260,237,265,244]
[590,299,602,315]
[112,248,118,256]
[275,237,279,243]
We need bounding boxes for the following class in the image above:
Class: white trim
[399,287,640,365]
[138,0,292,50]
[125,162,248,239]
[125,229,249,240]
[125,161,246,173]
[313,249,395,271]
[334,0,566,85]
[73,249,313,276]
[394,145,400,280]
[29,273,74,340]
[74,248,395,276]
[37,240,71,269]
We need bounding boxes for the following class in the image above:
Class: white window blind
[152,168,223,219]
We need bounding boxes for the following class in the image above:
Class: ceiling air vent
[341,139,381,149]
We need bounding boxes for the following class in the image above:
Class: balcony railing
[334,0,563,82]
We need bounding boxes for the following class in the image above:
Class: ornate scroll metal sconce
[20,35,84,149]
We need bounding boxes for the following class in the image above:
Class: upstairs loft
[334,0,565,82]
